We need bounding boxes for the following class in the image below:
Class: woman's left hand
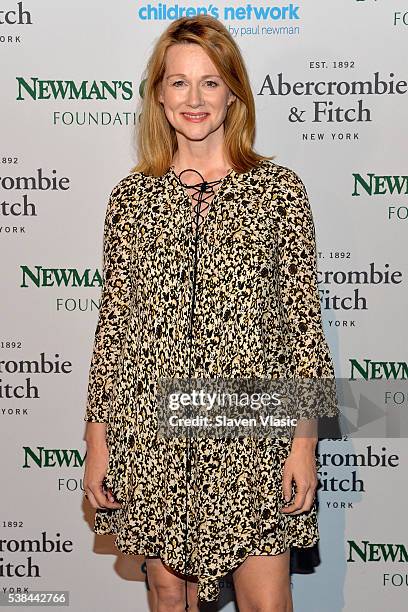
[280,446,318,515]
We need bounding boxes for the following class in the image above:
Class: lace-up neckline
[169,165,234,232]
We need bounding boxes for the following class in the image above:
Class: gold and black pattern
[84,159,336,602]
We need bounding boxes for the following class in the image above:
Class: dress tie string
[172,166,230,230]
[171,166,228,611]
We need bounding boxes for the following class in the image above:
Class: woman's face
[158,43,236,143]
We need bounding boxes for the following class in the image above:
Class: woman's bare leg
[145,557,199,612]
[232,550,293,612]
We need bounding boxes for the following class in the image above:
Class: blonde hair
[132,14,275,176]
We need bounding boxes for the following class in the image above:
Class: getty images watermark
[155,377,408,439]
[166,385,298,431]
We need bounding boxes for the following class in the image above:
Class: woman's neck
[170,159,232,182]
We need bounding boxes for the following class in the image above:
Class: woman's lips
[182,112,209,122]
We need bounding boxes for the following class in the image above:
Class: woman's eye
[170,80,219,88]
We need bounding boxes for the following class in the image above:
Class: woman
[83,14,337,612]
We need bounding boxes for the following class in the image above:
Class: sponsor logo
[137,3,300,22]
[352,172,408,221]
[350,359,408,380]
[319,444,399,494]
[0,531,73,579]
[15,79,137,126]
[23,447,84,468]
[16,78,134,101]
[0,2,32,25]
[20,267,102,288]
[318,262,403,313]
[353,173,408,196]
[348,540,408,563]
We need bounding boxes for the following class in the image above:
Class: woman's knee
[237,591,292,612]
[145,558,197,611]
[232,552,293,612]
[153,583,185,610]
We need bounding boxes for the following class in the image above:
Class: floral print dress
[84,159,336,602]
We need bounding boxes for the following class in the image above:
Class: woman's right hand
[83,424,122,510]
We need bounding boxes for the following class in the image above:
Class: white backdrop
[1,1,407,611]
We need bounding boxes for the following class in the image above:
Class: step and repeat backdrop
[1,1,407,611]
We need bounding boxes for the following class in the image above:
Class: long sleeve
[273,166,338,419]
[84,177,135,423]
